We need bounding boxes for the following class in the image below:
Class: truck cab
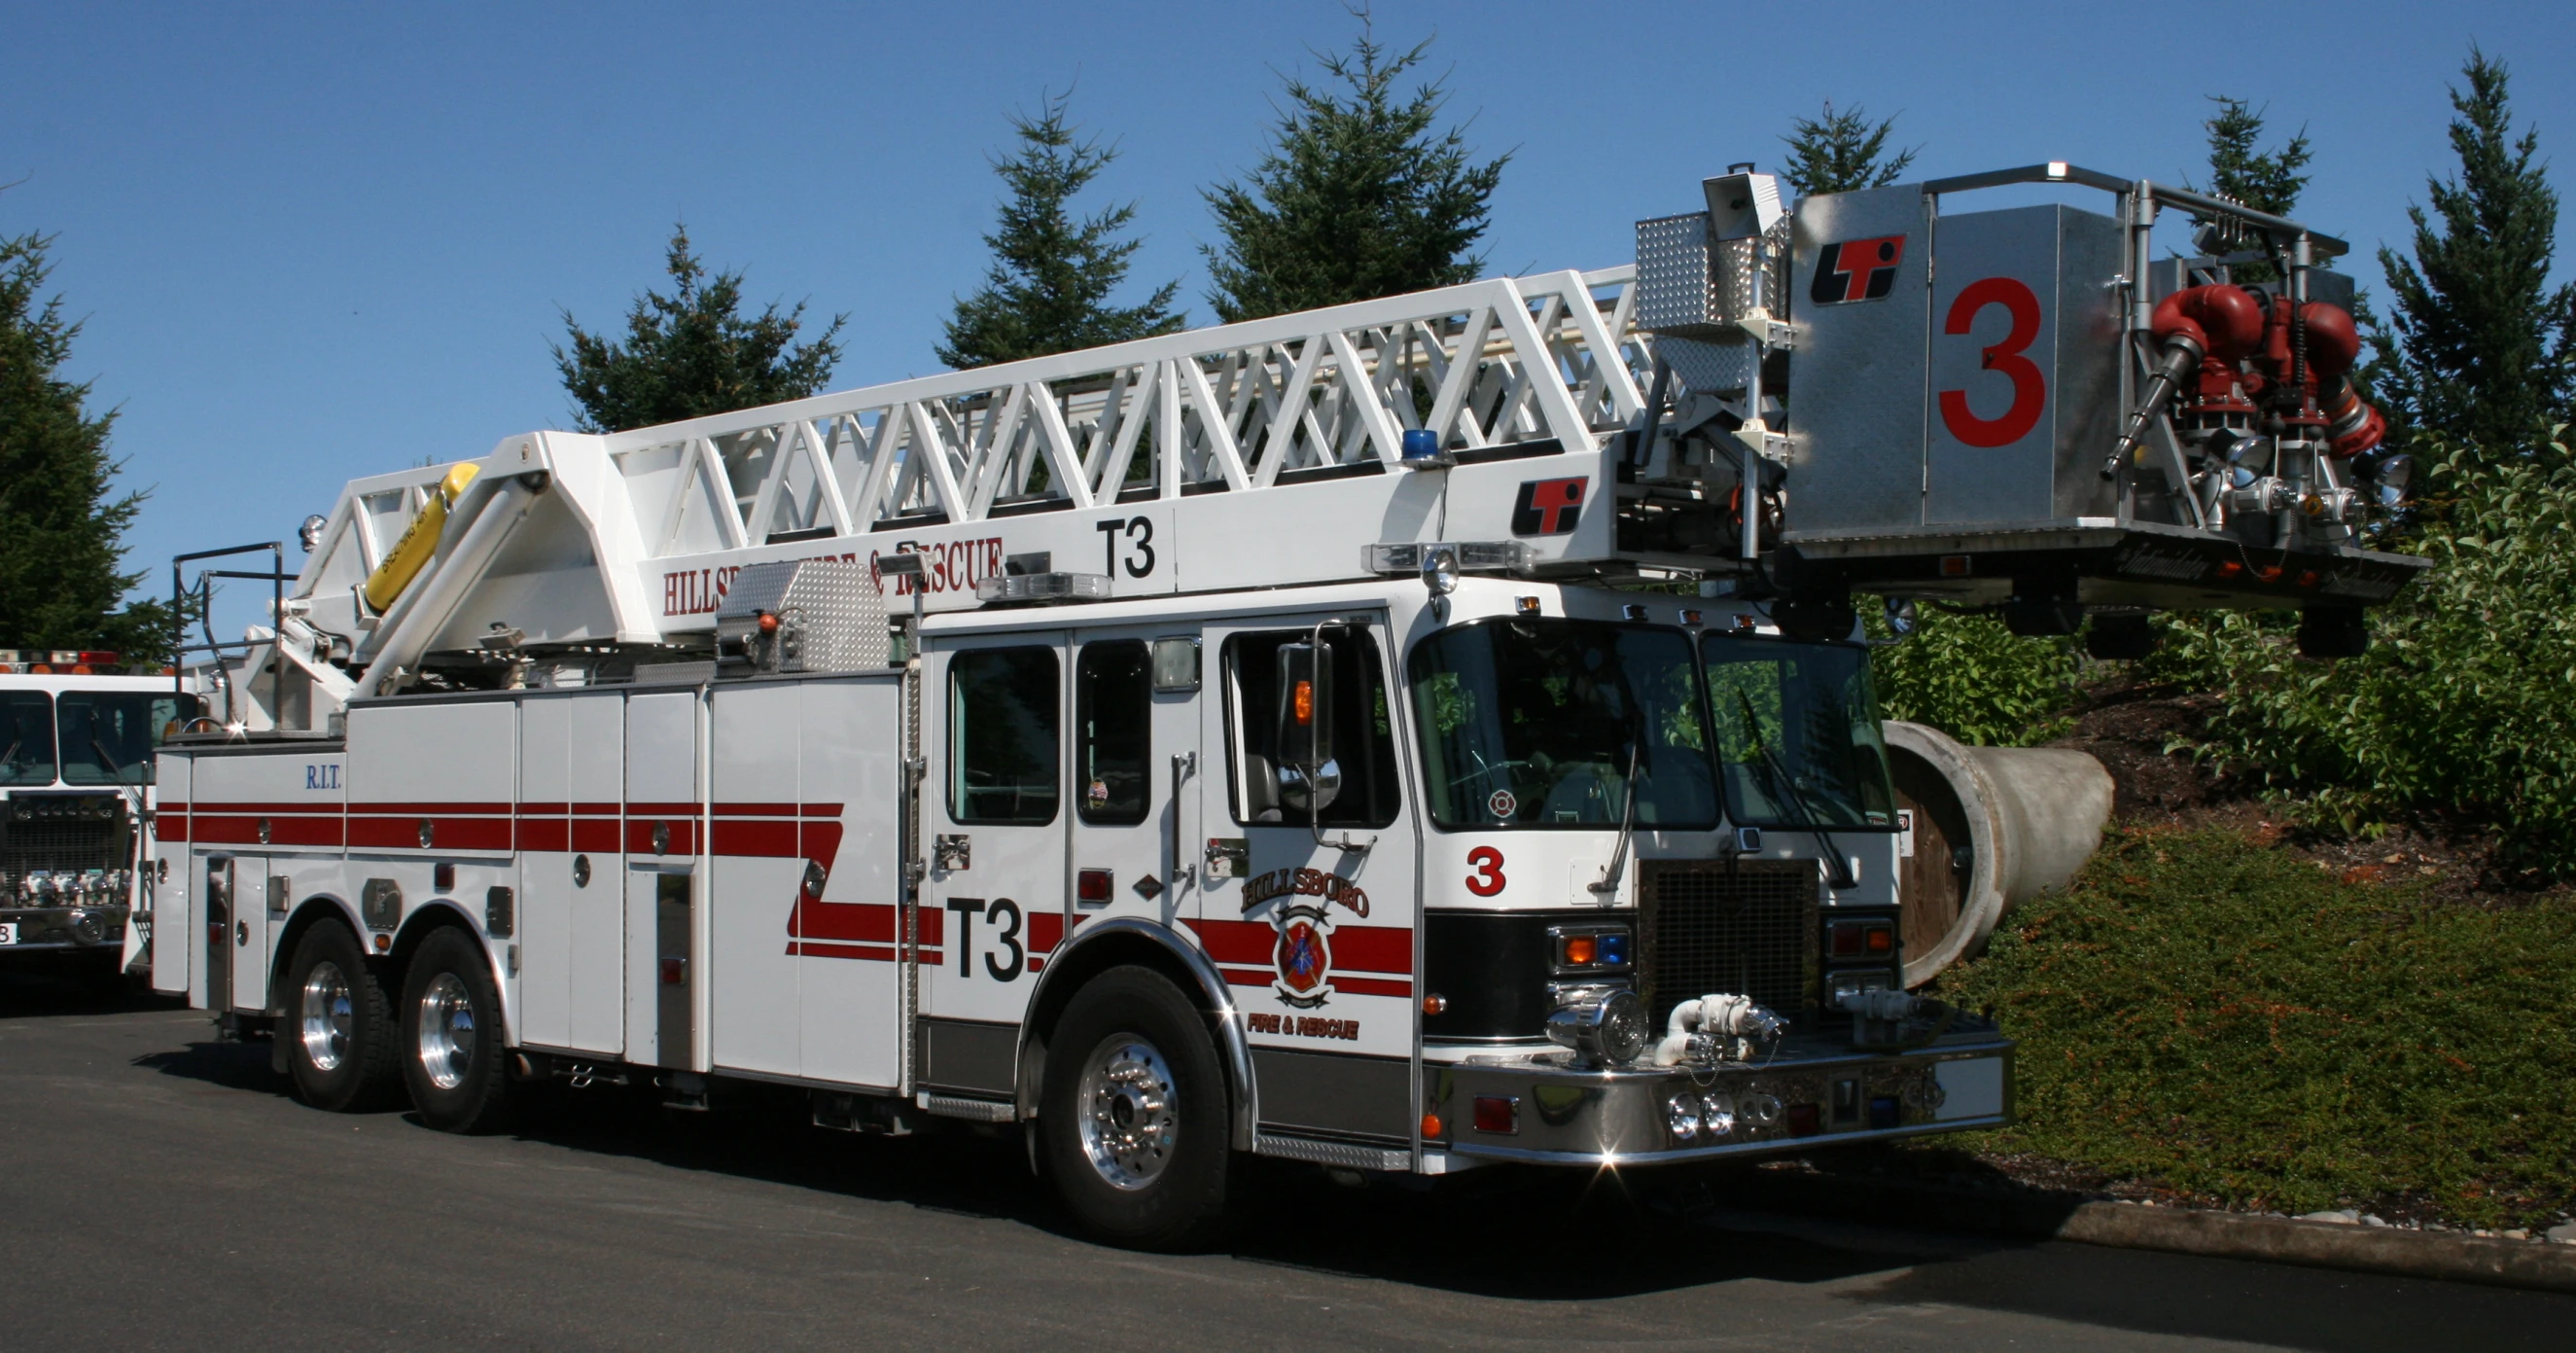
[0,654,200,989]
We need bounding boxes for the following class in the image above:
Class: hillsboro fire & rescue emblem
[1271,903,1335,1008]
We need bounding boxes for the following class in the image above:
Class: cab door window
[1222,629,1399,829]
[1075,640,1150,825]
[949,647,1060,825]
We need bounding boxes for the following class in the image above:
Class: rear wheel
[400,927,515,1133]
[1040,966,1233,1251]
[283,921,400,1111]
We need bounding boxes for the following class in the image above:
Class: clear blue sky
[5,0,2570,635]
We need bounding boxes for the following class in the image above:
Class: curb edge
[1724,1172,2576,1295]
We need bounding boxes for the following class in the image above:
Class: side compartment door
[229,853,271,1015]
[919,635,1066,1099]
[1200,617,1420,1152]
[566,693,626,1056]
[625,688,703,1070]
[152,754,191,997]
[707,681,803,1079]
[794,676,906,1089]
[200,854,231,1014]
[516,694,574,1050]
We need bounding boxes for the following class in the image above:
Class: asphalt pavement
[3,967,2568,1353]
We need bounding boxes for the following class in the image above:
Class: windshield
[1408,620,1718,830]
[58,692,198,786]
[1702,635,1896,829]
[2,693,55,786]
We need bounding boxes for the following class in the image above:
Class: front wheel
[399,927,515,1133]
[283,921,401,1112]
[1040,966,1234,1251]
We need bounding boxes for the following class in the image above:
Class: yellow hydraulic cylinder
[361,462,479,612]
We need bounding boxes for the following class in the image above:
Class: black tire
[399,926,516,1133]
[282,920,401,1112]
[1040,966,1234,1251]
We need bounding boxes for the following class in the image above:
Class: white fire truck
[1,652,201,990]
[156,164,2417,1247]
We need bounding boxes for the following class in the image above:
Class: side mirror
[1273,642,1340,813]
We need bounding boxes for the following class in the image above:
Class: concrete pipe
[1882,721,2114,987]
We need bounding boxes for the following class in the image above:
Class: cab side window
[0,692,55,786]
[1223,629,1399,829]
[1075,639,1150,825]
[949,647,1059,825]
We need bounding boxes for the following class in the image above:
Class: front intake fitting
[1651,992,1786,1066]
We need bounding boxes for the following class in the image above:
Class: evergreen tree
[554,225,846,434]
[939,91,1182,370]
[0,230,172,659]
[2200,96,2311,216]
[2369,49,2576,462]
[1201,11,1508,323]
[1778,100,1917,196]
[2194,96,2311,284]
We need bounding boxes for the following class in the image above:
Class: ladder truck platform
[153,162,2408,1247]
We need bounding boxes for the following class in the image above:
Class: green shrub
[1864,604,2081,747]
[2170,434,2576,875]
[1940,827,2576,1227]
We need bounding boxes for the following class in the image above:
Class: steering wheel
[1444,749,1533,808]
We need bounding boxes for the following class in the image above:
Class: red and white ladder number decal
[1938,276,2047,447]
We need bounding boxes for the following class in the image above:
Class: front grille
[2,796,128,893]
[1637,859,1818,1029]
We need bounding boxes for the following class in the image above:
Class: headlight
[69,908,106,944]
[1828,969,1897,1006]
[1700,1091,1737,1139]
[1665,1093,1702,1142]
[1544,988,1647,1065]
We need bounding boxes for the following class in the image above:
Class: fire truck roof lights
[0,649,124,674]
[1360,542,1532,578]
[973,571,1112,605]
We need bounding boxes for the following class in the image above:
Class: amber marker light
[1291,679,1314,725]
[1420,1112,1445,1138]
[1421,993,1447,1015]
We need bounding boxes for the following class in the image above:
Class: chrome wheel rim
[1076,1034,1178,1191]
[414,972,477,1090]
[299,961,353,1073]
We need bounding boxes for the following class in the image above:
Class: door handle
[1168,752,1196,896]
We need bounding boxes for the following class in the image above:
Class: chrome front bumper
[1427,1033,2013,1165]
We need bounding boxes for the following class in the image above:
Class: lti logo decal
[1511,477,1587,536]
[1271,903,1336,1009]
[1811,234,1907,304]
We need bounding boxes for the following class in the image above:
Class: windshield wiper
[1586,740,1643,900]
[1731,689,1858,889]
[88,735,149,817]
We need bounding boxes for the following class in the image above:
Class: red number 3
[1464,846,1505,898]
[1938,276,2047,447]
